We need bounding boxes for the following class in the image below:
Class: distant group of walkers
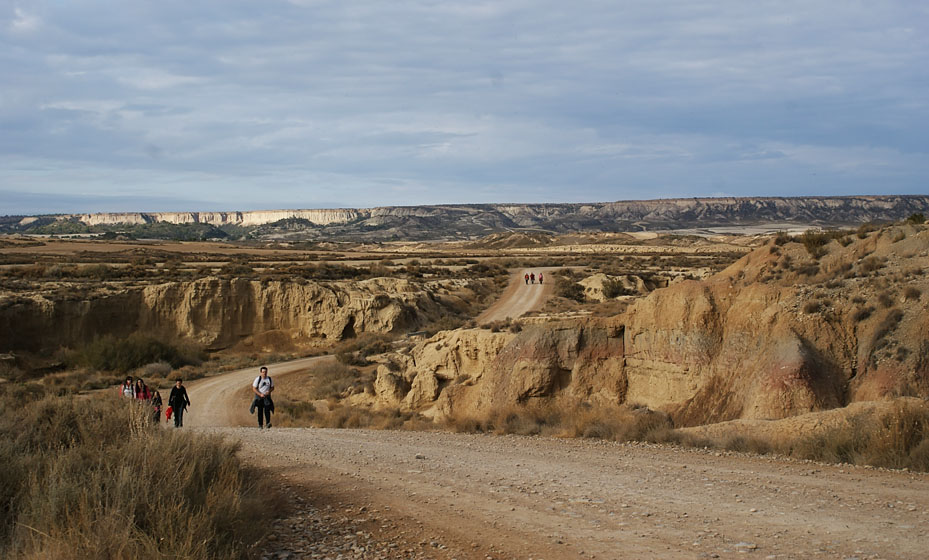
[524,271,543,285]
[119,376,189,428]
[118,367,273,430]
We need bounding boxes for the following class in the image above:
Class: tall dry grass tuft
[775,402,929,471]
[0,391,279,559]
[445,402,672,442]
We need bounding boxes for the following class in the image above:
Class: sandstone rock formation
[377,223,929,426]
[5,195,927,240]
[0,277,476,353]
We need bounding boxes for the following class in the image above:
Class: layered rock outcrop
[0,277,471,353]
[11,195,925,239]
[377,223,929,426]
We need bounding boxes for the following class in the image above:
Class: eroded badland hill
[4,194,928,240]
[361,222,929,431]
[2,215,928,451]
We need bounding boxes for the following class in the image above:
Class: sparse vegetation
[904,286,921,301]
[784,403,929,471]
[0,390,278,558]
[852,306,875,322]
[857,223,879,238]
[802,300,822,314]
[554,276,585,303]
[304,360,372,399]
[67,334,204,373]
[445,402,672,442]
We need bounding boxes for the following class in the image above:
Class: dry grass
[0,389,280,559]
[783,403,929,470]
[276,402,432,430]
[444,402,672,442]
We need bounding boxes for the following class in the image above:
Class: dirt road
[183,270,929,559]
[478,268,555,324]
[186,359,929,560]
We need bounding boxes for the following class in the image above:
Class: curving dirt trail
[478,268,556,324]
[183,273,929,559]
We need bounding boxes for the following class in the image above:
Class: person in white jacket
[251,366,274,429]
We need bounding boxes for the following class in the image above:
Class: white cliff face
[74,209,362,227]
[50,195,929,234]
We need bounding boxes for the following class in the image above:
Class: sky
[1,1,927,215]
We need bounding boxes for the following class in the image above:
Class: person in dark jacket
[168,379,190,428]
[151,390,163,424]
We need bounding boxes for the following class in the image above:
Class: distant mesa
[3,195,928,241]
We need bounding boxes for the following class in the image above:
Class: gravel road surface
[182,271,929,559]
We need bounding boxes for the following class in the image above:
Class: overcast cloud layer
[1,1,927,214]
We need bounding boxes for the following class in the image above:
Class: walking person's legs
[263,406,272,428]
[256,403,266,428]
[174,407,183,428]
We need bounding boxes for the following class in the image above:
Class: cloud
[9,7,40,32]
[1,1,927,213]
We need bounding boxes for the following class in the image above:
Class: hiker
[168,379,190,428]
[120,376,135,398]
[151,390,163,424]
[530,272,535,284]
[524,273,529,285]
[135,378,151,401]
[538,272,543,285]
[251,366,275,429]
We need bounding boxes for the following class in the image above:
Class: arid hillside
[368,221,929,426]
[4,195,927,241]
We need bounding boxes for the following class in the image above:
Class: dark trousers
[174,407,184,427]
[256,403,271,427]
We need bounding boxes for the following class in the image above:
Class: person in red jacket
[135,378,151,401]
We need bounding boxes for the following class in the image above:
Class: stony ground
[198,426,929,560]
[184,270,929,560]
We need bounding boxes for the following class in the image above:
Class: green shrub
[70,334,203,373]
[602,278,631,299]
[906,213,926,225]
[555,278,585,302]
[799,230,831,258]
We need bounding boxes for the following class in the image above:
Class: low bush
[304,361,371,400]
[859,256,886,274]
[798,230,831,258]
[602,278,632,299]
[555,278,585,302]
[445,402,672,442]
[0,392,278,559]
[852,306,875,322]
[904,286,921,301]
[332,333,395,366]
[857,223,878,238]
[802,300,822,314]
[785,403,929,471]
[276,402,430,430]
[69,334,204,373]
